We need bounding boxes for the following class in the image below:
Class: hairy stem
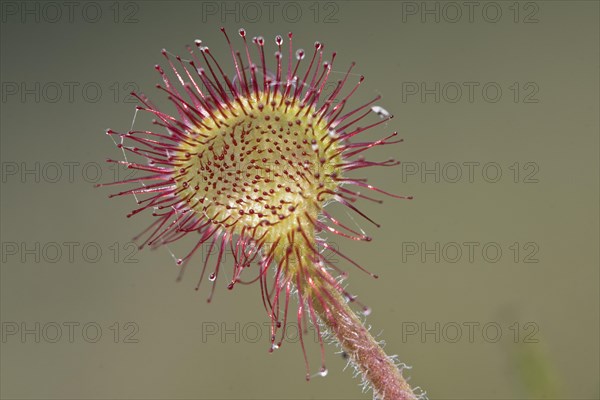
[312,280,417,400]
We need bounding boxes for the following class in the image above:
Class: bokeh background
[1,1,598,399]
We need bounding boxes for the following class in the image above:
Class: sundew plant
[100,28,423,400]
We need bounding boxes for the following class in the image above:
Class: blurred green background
[1,1,598,399]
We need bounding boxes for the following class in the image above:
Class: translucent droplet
[319,368,328,377]
[362,306,372,316]
[208,273,216,281]
[296,49,305,60]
